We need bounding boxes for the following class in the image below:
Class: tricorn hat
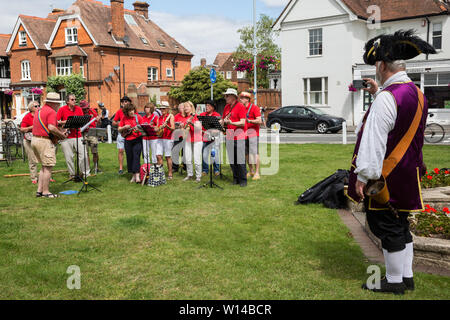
[363,29,437,66]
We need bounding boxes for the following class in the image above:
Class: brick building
[5,0,192,118]
[213,52,246,85]
[0,34,12,119]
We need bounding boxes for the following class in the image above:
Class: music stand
[86,128,107,174]
[138,124,157,186]
[198,116,224,189]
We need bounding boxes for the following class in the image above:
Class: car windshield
[308,107,326,115]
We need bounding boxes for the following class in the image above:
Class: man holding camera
[347,30,436,294]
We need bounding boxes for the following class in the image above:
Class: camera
[352,80,368,89]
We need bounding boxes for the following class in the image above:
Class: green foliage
[46,73,86,103]
[233,14,281,89]
[168,67,237,105]
[421,168,450,188]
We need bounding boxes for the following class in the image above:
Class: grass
[0,143,449,299]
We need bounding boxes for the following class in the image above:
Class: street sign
[210,69,216,84]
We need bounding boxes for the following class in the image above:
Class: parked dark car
[267,106,346,134]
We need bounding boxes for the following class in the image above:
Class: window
[309,28,322,56]
[65,28,78,45]
[226,71,232,79]
[124,14,137,26]
[21,60,31,80]
[140,37,148,45]
[56,58,72,76]
[363,91,374,111]
[157,40,165,47]
[166,68,173,78]
[148,67,158,81]
[19,31,27,46]
[432,23,442,50]
[424,73,450,109]
[280,107,296,114]
[237,71,245,79]
[303,77,328,105]
[80,58,85,78]
[220,71,225,78]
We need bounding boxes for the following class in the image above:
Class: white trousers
[184,141,202,179]
[60,138,90,177]
[142,139,161,164]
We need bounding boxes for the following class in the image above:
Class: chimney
[111,0,125,40]
[133,1,150,19]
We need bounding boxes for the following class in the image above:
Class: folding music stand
[198,116,225,189]
[86,128,107,174]
[139,124,157,186]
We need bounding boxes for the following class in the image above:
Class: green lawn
[0,143,449,299]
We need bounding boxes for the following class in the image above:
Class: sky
[0,0,289,66]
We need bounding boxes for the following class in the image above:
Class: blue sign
[210,69,217,84]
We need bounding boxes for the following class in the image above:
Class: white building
[273,0,450,125]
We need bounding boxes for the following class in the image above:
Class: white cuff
[357,174,369,184]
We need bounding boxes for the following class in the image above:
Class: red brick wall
[50,19,94,48]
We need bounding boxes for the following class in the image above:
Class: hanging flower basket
[235,59,254,72]
[348,84,357,92]
[4,89,13,96]
[31,87,43,95]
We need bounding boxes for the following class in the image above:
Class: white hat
[160,101,170,108]
[44,92,61,103]
[223,88,238,97]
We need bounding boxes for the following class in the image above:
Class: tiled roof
[0,34,11,56]
[214,53,233,68]
[49,45,87,58]
[342,0,450,21]
[66,0,192,56]
[19,15,56,50]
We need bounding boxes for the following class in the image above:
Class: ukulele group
[21,88,263,197]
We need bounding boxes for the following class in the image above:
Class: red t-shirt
[21,112,34,128]
[57,105,84,139]
[114,108,124,123]
[84,109,98,131]
[142,114,158,141]
[32,105,57,137]
[200,111,221,142]
[158,114,174,140]
[186,114,203,143]
[119,114,143,141]
[245,104,261,138]
[222,102,247,141]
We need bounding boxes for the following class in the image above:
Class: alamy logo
[366,265,381,290]
[66,265,81,290]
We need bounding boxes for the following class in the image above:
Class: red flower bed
[410,204,450,239]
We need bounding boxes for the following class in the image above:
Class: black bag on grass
[296,169,349,209]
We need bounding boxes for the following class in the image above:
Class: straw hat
[159,101,170,109]
[239,91,252,99]
[44,92,61,103]
[223,88,238,97]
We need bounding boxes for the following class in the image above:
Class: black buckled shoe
[403,277,415,291]
[362,277,406,295]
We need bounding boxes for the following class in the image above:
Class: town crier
[347,30,436,294]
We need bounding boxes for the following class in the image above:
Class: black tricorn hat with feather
[363,29,437,65]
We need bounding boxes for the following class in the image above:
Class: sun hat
[159,101,170,109]
[44,92,61,103]
[239,91,252,99]
[223,88,238,97]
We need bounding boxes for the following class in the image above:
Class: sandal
[36,192,43,198]
[42,193,59,198]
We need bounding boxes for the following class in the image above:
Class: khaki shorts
[31,136,56,167]
[85,136,98,153]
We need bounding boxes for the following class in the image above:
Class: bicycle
[424,113,445,144]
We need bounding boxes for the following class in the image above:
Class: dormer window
[157,40,165,47]
[19,31,27,46]
[65,27,78,45]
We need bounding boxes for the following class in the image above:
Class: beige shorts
[31,136,56,167]
[85,136,98,153]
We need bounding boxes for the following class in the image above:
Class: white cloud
[150,11,250,68]
[261,0,290,8]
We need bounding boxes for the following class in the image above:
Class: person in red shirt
[239,92,262,180]
[80,100,101,174]
[172,103,188,173]
[141,102,160,165]
[31,92,68,198]
[20,101,39,184]
[57,94,89,179]
[200,100,221,176]
[118,103,143,183]
[221,88,248,187]
[112,96,132,175]
[156,102,175,179]
[182,101,203,182]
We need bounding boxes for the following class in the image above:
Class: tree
[46,73,86,103]
[233,14,281,89]
[168,67,237,105]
